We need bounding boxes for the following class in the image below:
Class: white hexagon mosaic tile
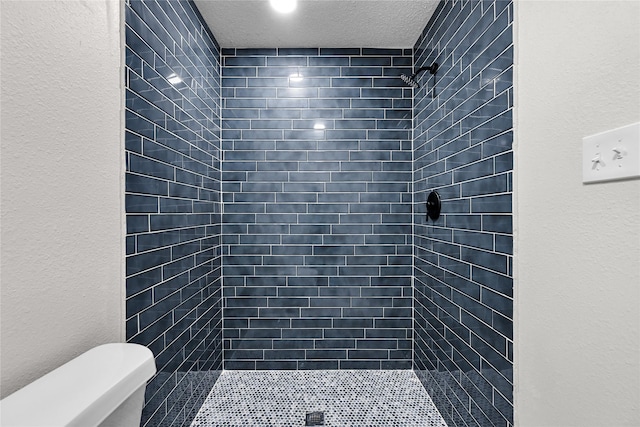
[190,370,448,427]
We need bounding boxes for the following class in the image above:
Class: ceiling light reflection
[289,73,304,82]
[167,73,182,85]
[269,0,297,14]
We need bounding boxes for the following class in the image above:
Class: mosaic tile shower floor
[190,370,448,427]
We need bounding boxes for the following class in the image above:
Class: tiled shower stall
[221,47,414,371]
[124,0,513,425]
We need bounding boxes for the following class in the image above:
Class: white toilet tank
[0,343,156,427]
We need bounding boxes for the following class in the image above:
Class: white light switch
[582,122,640,183]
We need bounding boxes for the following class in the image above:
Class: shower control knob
[426,191,441,221]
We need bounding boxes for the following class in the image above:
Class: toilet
[0,343,156,427]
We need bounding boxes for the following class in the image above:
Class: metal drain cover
[305,411,324,426]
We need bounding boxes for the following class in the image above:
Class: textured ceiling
[193,0,440,48]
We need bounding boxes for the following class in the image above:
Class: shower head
[400,73,420,88]
[399,62,439,88]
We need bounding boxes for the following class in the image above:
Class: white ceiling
[193,0,440,48]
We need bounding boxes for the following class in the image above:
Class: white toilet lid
[0,343,156,427]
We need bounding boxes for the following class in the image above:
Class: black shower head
[399,63,439,88]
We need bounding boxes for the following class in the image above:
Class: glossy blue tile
[129,154,175,180]
[350,57,391,66]
[125,173,168,196]
[224,56,266,66]
[413,2,513,423]
[126,194,159,213]
[361,88,403,98]
[159,198,192,214]
[342,109,384,119]
[223,67,257,77]
[319,48,360,56]
[232,48,276,56]
[168,182,198,199]
[495,234,512,255]
[235,87,278,98]
[125,110,155,139]
[392,56,412,66]
[470,110,513,144]
[277,87,318,98]
[341,66,384,77]
[225,98,267,108]
[221,48,416,370]
[332,77,373,87]
[317,87,360,98]
[325,129,368,140]
[309,56,349,66]
[126,1,222,422]
[461,174,508,197]
[482,214,513,234]
[453,158,494,183]
[241,130,283,140]
[372,77,407,88]
[279,48,319,56]
[136,230,181,253]
[267,56,307,66]
[471,194,512,213]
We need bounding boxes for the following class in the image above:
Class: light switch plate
[582,122,640,183]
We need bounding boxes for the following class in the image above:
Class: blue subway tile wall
[125,1,222,425]
[221,48,414,370]
[412,1,514,426]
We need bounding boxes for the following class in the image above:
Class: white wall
[515,1,640,425]
[0,0,124,398]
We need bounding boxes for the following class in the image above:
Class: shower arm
[415,63,439,94]
[414,63,439,78]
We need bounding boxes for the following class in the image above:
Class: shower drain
[305,411,324,426]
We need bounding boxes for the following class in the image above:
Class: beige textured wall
[514,0,640,425]
[0,0,124,398]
